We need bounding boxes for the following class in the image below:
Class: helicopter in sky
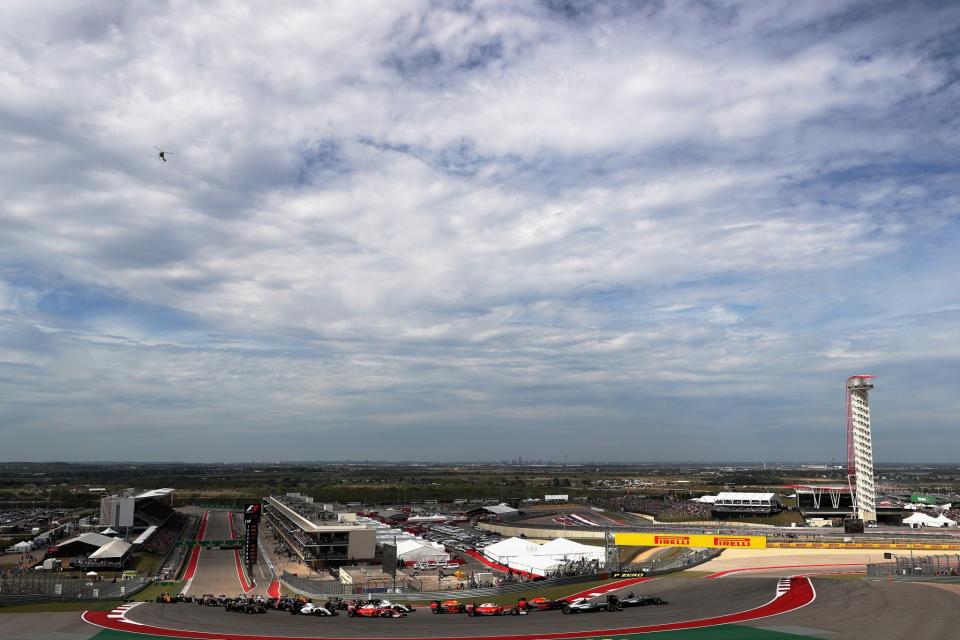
[153,146,174,162]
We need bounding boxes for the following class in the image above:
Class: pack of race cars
[154,590,667,621]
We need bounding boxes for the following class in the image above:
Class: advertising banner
[614,532,767,549]
[243,503,262,568]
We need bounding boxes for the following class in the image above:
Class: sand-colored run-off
[695,546,954,572]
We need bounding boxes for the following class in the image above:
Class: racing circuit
[77,571,960,640]
[7,511,960,640]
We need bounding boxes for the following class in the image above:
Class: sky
[1,0,959,463]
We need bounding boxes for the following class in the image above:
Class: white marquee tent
[396,539,450,564]
[903,512,943,527]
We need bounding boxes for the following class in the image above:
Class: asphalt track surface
[183,511,265,597]
[94,577,806,638]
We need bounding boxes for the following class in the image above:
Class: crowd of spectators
[603,495,714,520]
[143,512,187,555]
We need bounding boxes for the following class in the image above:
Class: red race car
[347,602,406,618]
[430,599,467,614]
[469,602,524,616]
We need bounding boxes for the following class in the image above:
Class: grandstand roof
[58,532,114,550]
[786,485,851,492]
[134,488,175,500]
[715,492,778,501]
[132,525,158,545]
[89,538,132,560]
[484,504,519,515]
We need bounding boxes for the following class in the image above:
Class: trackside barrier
[769,542,960,551]
[867,554,960,579]
[478,521,960,548]
[0,574,152,601]
[280,571,605,601]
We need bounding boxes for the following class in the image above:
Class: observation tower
[846,375,877,522]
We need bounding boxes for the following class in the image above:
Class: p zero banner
[614,532,767,549]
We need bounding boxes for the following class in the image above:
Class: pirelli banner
[615,532,767,550]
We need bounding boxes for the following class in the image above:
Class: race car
[618,593,668,607]
[430,599,467,614]
[468,602,524,616]
[560,597,621,614]
[297,602,337,616]
[347,602,407,618]
[375,600,415,613]
[520,596,562,611]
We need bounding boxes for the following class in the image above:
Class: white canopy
[507,554,564,577]
[932,514,957,527]
[99,528,119,536]
[903,512,941,527]
[89,538,132,560]
[86,571,98,576]
[538,538,604,562]
[396,539,449,563]
[9,541,32,552]
[692,495,717,503]
[483,537,542,564]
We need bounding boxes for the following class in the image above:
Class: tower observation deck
[846,375,877,522]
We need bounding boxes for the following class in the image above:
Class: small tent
[99,528,119,536]
[8,541,32,553]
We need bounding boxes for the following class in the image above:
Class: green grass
[0,600,121,613]
[127,553,162,575]
[131,580,183,602]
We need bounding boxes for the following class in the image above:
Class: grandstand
[711,492,784,515]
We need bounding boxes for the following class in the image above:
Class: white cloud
[1,0,959,461]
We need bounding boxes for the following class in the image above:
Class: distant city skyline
[1,2,959,462]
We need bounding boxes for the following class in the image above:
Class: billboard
[911,494,938,505]
[243,503,261,568]
[614,532,766,549]
[382,543,398,577]
[545,494,569,502]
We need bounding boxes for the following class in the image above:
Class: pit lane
[85,576,813,639]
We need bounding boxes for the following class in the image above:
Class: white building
[846,375,877,522]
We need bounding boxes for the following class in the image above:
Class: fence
[0,572,151,600]
[866,554,960,579]
[616,547,722,576]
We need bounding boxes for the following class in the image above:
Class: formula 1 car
[560,597,621,614]
[297,602,338,616]
[617,593,668,607]
[519,596,563,611]
[430,599,467,614]
[468,602,524,616]
[375,600,415,614]
[347,602,407,618]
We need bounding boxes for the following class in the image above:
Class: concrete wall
[348,528,377,560]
